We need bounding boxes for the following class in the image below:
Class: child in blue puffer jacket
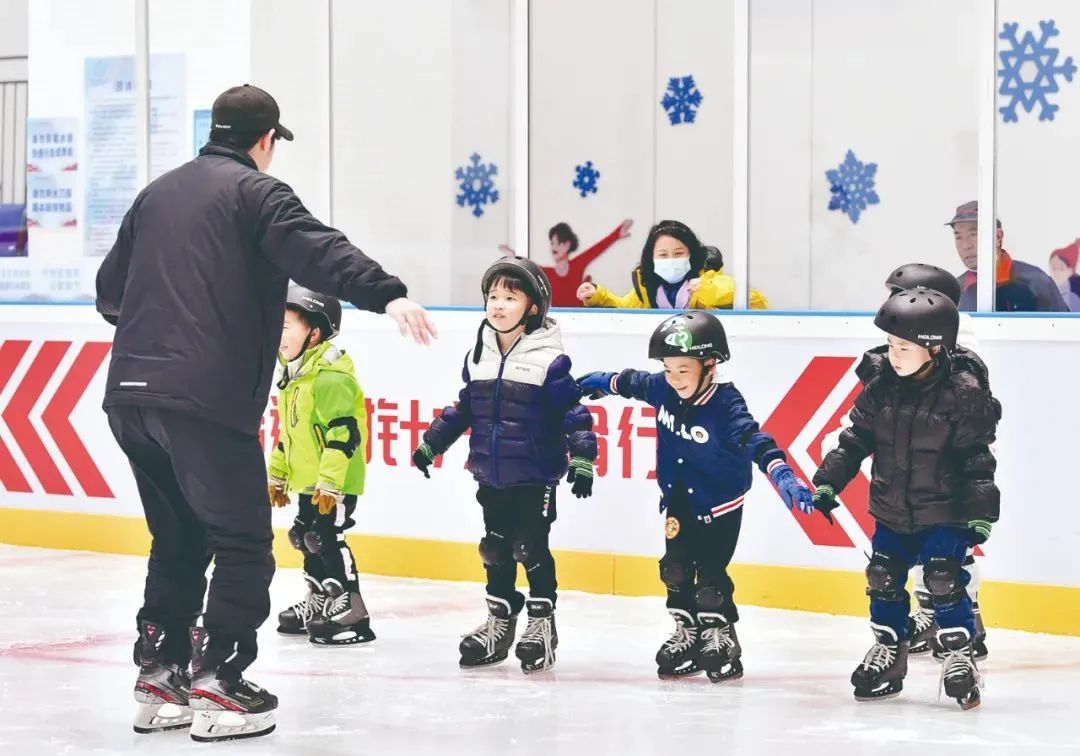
[411,257,597,674]
[578,311,814,683]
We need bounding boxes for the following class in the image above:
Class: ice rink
[0,545,1077,755]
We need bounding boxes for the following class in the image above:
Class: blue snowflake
[455,153,499,218]
[826,150,879,225]
[660,75,703,125]
[572,161,600,197]
[998,20,1077,122]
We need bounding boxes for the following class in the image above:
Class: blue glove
[768,463,815,515]
[577,372,616,399]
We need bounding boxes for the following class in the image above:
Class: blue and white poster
[193,108,211,157]
[27,174,78,230]
[27,118,78,176]
[83,54,186,257]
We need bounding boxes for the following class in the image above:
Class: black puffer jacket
[813,349,1000,534]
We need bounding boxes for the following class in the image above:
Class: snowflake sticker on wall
[455,153,499,218]
[826,150,879,225]
[660,75,703,125]
[572,161,600,197]
[998,20,1077,122]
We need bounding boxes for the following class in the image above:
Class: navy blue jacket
[611,370,786,520]
[425,320,597,489]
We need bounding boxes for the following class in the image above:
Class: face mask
[654,258,691,285]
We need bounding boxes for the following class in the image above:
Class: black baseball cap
[210,84,294,142]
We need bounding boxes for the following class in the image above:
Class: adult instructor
[95,84,436,742]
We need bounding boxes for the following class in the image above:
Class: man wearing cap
[947,200,1067,312]
[95,84,437,735]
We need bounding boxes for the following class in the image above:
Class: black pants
[661,495,742,622]
[106,405,274,674]
[477,484,557,613]
[292,493,359,592]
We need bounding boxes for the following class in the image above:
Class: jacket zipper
[490,336,521,487]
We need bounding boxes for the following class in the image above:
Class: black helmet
[286,284,342,339]
[884,263,962,306]
[873,286,958,349]
[481,256,552,330]
[648,311,731,362]
[702,245,725,273]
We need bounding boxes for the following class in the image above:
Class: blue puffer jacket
[610,370,787,521]
[425,319,597,489]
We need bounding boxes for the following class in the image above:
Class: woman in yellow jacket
[576,220,768,310]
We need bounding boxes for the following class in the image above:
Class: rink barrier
[1,506,1077,637]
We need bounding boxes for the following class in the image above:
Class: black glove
[412,443,435,479]
[812,484,840,525]
[566,456,594,499]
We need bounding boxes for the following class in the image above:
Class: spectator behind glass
[1048,241,1080,312]
[576,220,768,309]
[947,200,1067,312]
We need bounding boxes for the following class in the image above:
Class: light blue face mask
[654,257,691,285]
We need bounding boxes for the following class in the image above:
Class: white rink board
[0,306,1078,589]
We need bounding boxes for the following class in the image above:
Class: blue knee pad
[866,551,906,601]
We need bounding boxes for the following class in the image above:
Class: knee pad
[924,556,966,606]
[303,529,332,555]
[288,522,310,554]
[659,556,689,590]
[693,585,725,613]
[478,534,505,567]
[865,551,906,602]
[512,539,547,570]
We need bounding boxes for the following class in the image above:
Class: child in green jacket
[269,285,373,645]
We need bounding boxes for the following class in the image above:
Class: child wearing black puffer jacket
[813,287,1000,711]
[411,257,597,674]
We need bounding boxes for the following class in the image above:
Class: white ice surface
[0,545,1078,755]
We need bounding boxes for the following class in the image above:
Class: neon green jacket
[268,341,366,495]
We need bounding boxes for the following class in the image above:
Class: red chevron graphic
[761,356,858,548]
[0,340,113,497]
[0,340,32,492]
[41,341,113,497]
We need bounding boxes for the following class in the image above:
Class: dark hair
[634,220,705,307]
[548,222,579,254]
[284,304,322,339]
[209,127,274,151]
[486,271,532,302]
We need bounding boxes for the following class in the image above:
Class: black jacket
[813,347,1000,534]
[95,144,407,434]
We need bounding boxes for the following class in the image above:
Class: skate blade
[189,710,276,743]
[276,627,309,636]
[706,661,744,683]
[309,630,377,646]
[854,685,903,702]
[958,689,982,711]
[133,702,193,734]
[908,644,932,656]
[658,661,703,680]
[459,651,510,668]
[520,656,556,675]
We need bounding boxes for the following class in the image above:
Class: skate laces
[938,646,980,699]
[520,615,555,668]
[912,609,935,636]
[324,592,349,618]
[700,625,735,655]
[464,613,509,655]
[860,642,896,672]
[290,591,326,623]
[663,619,697,654]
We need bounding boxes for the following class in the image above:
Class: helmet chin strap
[471,310,535,363]
[685,360,717,404]
[278,329,316,388]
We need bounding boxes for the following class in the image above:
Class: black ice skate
[132,620,193,734]
[937,627,982,711]
[907,591,937,655]
[276,573,327,635]
[851,624,908,701]
[697,612,743,682]
[931,604,988,662]
[188,628,278,743]
[459,595,518,667]
[515,598,558,674]
[655,609,702,679]
[307,578,376,646]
